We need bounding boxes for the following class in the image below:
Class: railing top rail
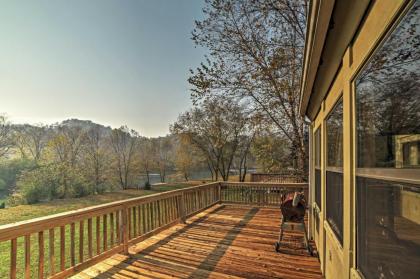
[221,182,308,188]
[0,181,220,242]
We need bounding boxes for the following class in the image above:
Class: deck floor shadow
[72,205,322,279]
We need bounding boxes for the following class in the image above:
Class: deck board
[73,205,322,279]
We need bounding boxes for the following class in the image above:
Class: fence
[0,181,307,279]
[250,173,307,183]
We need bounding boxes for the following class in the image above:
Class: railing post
[179,192,186,224]
[121,206,129,254]
[218,182,222,203]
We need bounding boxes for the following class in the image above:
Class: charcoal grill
[275,191,313,255]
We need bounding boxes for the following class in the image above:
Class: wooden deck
[72,205,322,279]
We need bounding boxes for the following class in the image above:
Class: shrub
[6,193,26,206]
[0,179,6,192]
[144,181,151,190]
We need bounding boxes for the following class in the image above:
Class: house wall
[309,1,414,278]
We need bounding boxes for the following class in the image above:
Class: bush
[17,168,53,204]
[0,159,36,194]
[0,179,6,192]
[16,164,93,203]
[144,181,151,190]
[6,193,26,207]
[0,202,5,209]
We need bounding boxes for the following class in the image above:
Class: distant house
[300,1,419,278]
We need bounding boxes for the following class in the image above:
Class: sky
[0,0,206,137]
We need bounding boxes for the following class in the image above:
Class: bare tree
[0,116,13,158]
[138,139,155,186]
[189,0,308,174]
[172,97,248,181]
[110,126,138,190]
[48,124,86,196]
[154,137,172,183]
[174,134,202,181]
[14,124,49,162]
[83,124,111,193]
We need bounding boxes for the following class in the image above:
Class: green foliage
[16,164,93,204]
[0,158,36,194]
[252,134,291,172]
[6,193,25,207]
[0,179,6,192]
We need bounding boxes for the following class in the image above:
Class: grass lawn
[0,181,202,278]
[0,182,201,226]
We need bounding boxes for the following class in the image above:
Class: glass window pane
[327,99,343,169]
[356,2,420,177]
[315,168,321,209]
[356,2,420,278]
[325,98,344,243]
[357,177,420,278]
[315,128,321,168]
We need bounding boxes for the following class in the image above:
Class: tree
[0,116,13,159]
[252,130,291,173]
[110,126,138,190]
[138,138,155,186]
[172,97,248,181]
[82,124,111,193]
[14,124,49,162]
[154,137,173,183]
[174,134,201,181]
[189,0,308,175]
[47,124,87,197]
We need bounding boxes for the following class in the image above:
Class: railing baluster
[103,214,108,251]
[110,212,114,246]
[96,216,100,255]
[122,206,129,254]
[141,204,146,234]
[10,238,17,279]
[60,226,65,271]
[39,231,44,279]
[157,200,161,227]
[151,202,155,230]
[25,235,31,279]
[137,205,143,235]
[133,207,137,237]
[145,203,150,232]
[116,211,120,243]
[49,228,55,276]
[70,223,75,266]
[173,196,178,220]
[180,193,186,223]
[88,218,93,258]
[79,220,84,263]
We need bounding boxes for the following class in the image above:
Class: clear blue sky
[0,0,206,137]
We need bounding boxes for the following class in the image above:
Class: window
[355,2,420,278]
[314,128,321,209]
[326,98,343,244]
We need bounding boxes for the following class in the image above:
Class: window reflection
[356,2,420,278]
[326,98,343,243]
[356,2,420,175]
[314,128,321,209]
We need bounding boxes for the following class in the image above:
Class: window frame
[325,96,344,244]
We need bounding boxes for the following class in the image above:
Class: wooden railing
[0,181,307,279]
[250,173,307,183]
[220,182,308,206]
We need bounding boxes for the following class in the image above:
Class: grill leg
[302,221,313,255]
[275,218,284,252]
